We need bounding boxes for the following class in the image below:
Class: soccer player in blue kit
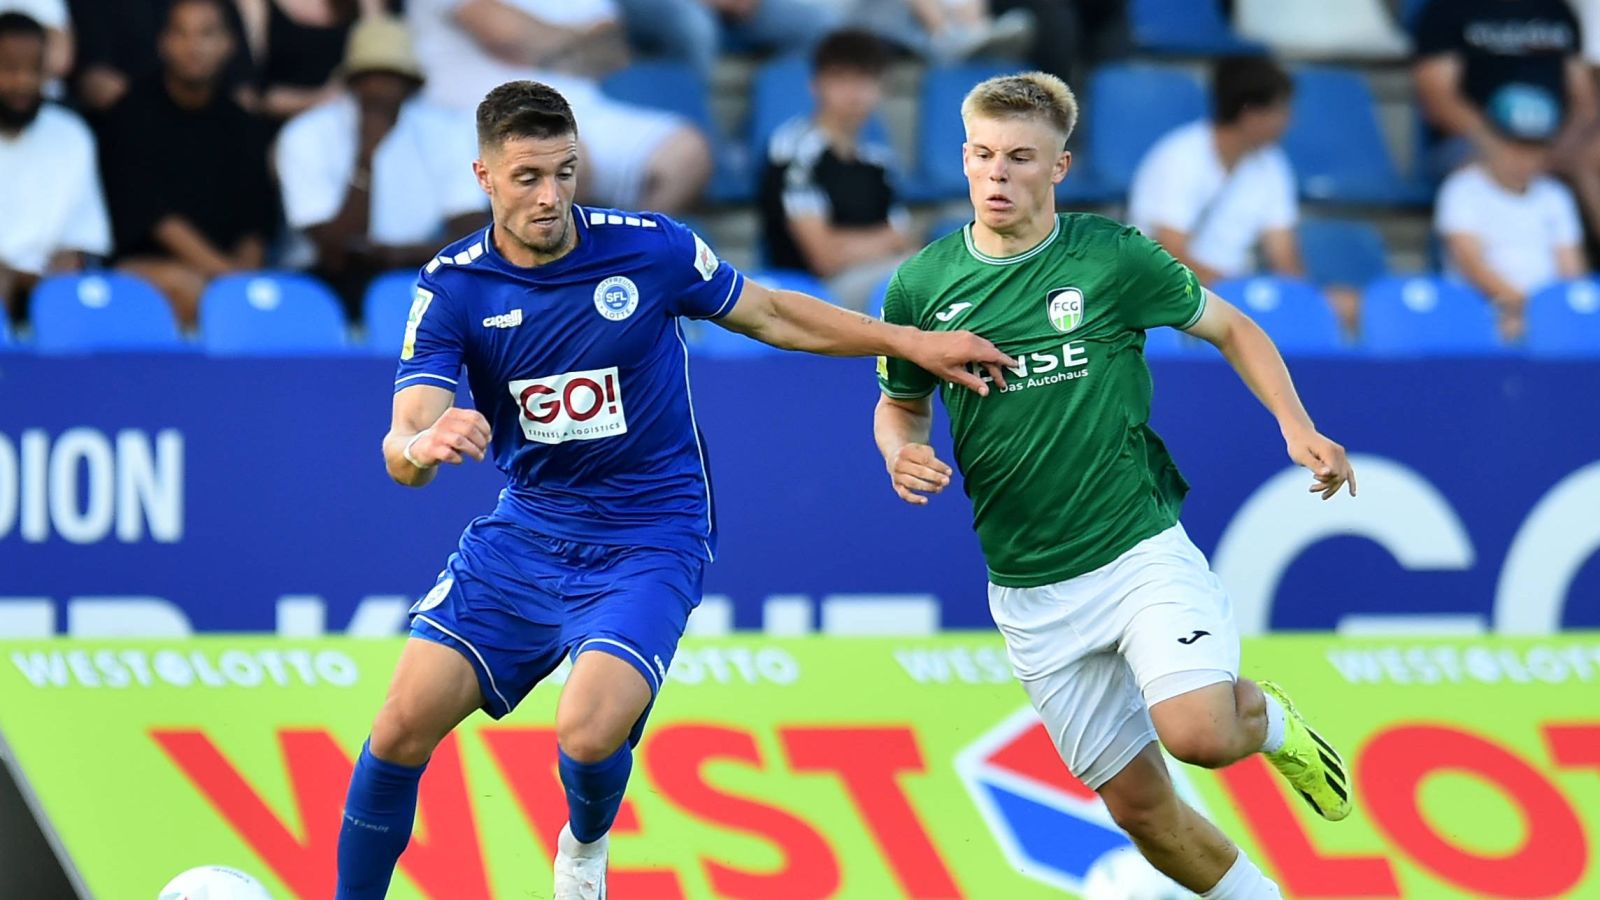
[334,81,1013,900]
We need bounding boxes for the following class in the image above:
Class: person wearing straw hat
[275,14,489,317]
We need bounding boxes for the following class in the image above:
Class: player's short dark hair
[477,80,578,149]
[0,11,46,43]
[1212,55,1293,125]
[811,28,890,78]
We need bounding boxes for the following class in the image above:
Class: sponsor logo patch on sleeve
[692,233,719,282]
[401,287,434,361]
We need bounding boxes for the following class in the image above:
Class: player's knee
[556,717,628,764]
[1161,727,1238,770]
[369,699,447,767]
[1101,785,1180,840]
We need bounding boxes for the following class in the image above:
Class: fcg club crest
[594,276,640,321]
[1046,287,1084,333]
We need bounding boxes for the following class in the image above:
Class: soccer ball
[1080,846,1190,900]
[157,866,273,900]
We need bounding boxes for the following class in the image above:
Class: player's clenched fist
[907,330,1016,396]
[886,442,952,506]
[406,408,493,468]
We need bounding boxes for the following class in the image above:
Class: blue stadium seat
[747,55,893,196]
[1282,68,1429,206]
[1213,276,1344,354]
[363,270,418,357]
[1298,218,1389,290]
[1403,0,1432,26]
[1129,0,1261,54]
[913,61,1017,201]
[602,61,751,204]
[929,215,970,244]
[30,272,184,352]
[1526,280,1600,358]
[0,313,11,348]
[1088,65,1206,196]
[199,272,347,355]
[1362,276,1501,355]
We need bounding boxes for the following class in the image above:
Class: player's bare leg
[1095,744,1247,893]
[1152,677,1352,822]
[638,125,712,214]
[551,650,654,900]
[336,638,485,899]
[1148,679,1267,770]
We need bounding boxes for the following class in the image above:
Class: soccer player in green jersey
[875,72,1356,898]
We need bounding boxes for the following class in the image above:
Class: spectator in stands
[1437,83,1586,342]
[0,11,107,321]
[849,0,1035,64]
[758,29,914,311]
[1128,56,1364,334]
[989,0,1127,86]
[0,0,70,81]
[407,0,712,212]
[615,0,842,84]
[98,0,276,325]
[276,14,489,316]
[237,0,390,124]
[1412,0,1600,242]
[66,0,253,116]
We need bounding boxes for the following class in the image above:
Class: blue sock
[336,739,426,900]
[558,743,633,843]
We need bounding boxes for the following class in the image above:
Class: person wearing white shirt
[275,14,489,315]
[407,0,711,212]
[0,12,109,321]
[1437,83,1587,342]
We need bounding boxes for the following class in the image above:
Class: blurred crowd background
[3,0,1600,357]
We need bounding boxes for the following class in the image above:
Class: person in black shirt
[99,0,277,325]
[1412,0,1600,239]
[758,28,914,311]
[66,0,254,116]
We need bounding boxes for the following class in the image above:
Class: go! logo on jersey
[507,367,628,445]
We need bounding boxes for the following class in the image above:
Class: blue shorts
[407,515,702,738]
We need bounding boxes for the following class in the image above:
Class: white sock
[1201,851,1282,899]
[1260,693,1287,754]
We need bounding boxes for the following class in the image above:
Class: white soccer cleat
[554,822,608,900]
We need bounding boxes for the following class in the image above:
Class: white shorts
[988,523,1240,790]
[560,80,689,208]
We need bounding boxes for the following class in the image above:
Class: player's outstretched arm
[383,384,492,488]
[874,393,951,506]
[1183,289,1356,500]
[718,279,1016,395]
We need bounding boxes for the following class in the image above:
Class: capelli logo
[482,309,524,329]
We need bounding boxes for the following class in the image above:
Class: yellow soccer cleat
[1260,680,1352,822]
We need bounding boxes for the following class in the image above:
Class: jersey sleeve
[877,272,939,399]
[393,272,465,392]
[1116,227,1207,331]
[654,215,746,319]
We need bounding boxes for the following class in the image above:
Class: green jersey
[878,214,1206,588]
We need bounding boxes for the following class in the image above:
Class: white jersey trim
[673,319,716,561]
[395,372,459,388]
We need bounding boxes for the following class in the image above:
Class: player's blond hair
[960,72,1079,147]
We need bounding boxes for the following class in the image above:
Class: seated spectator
[1437,84,1586,342]
[66,0,253,116]
[758,29,913,311]
[408,0,711,213]
[615,0,842,84]
[1129,56,1366,333]
[0,0,70,81]
[850,0,1034,64]
[236,0,389,123]
[0,11,108,320]
[1234,0,1407,60]
[98,0,276,325]
[1412,0,1600,242]
[276,14,489,315]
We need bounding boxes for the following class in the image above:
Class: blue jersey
[394,206,745,561]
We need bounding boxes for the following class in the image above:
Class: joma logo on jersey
[1046,287,1085,333]
[508,367,628,445]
